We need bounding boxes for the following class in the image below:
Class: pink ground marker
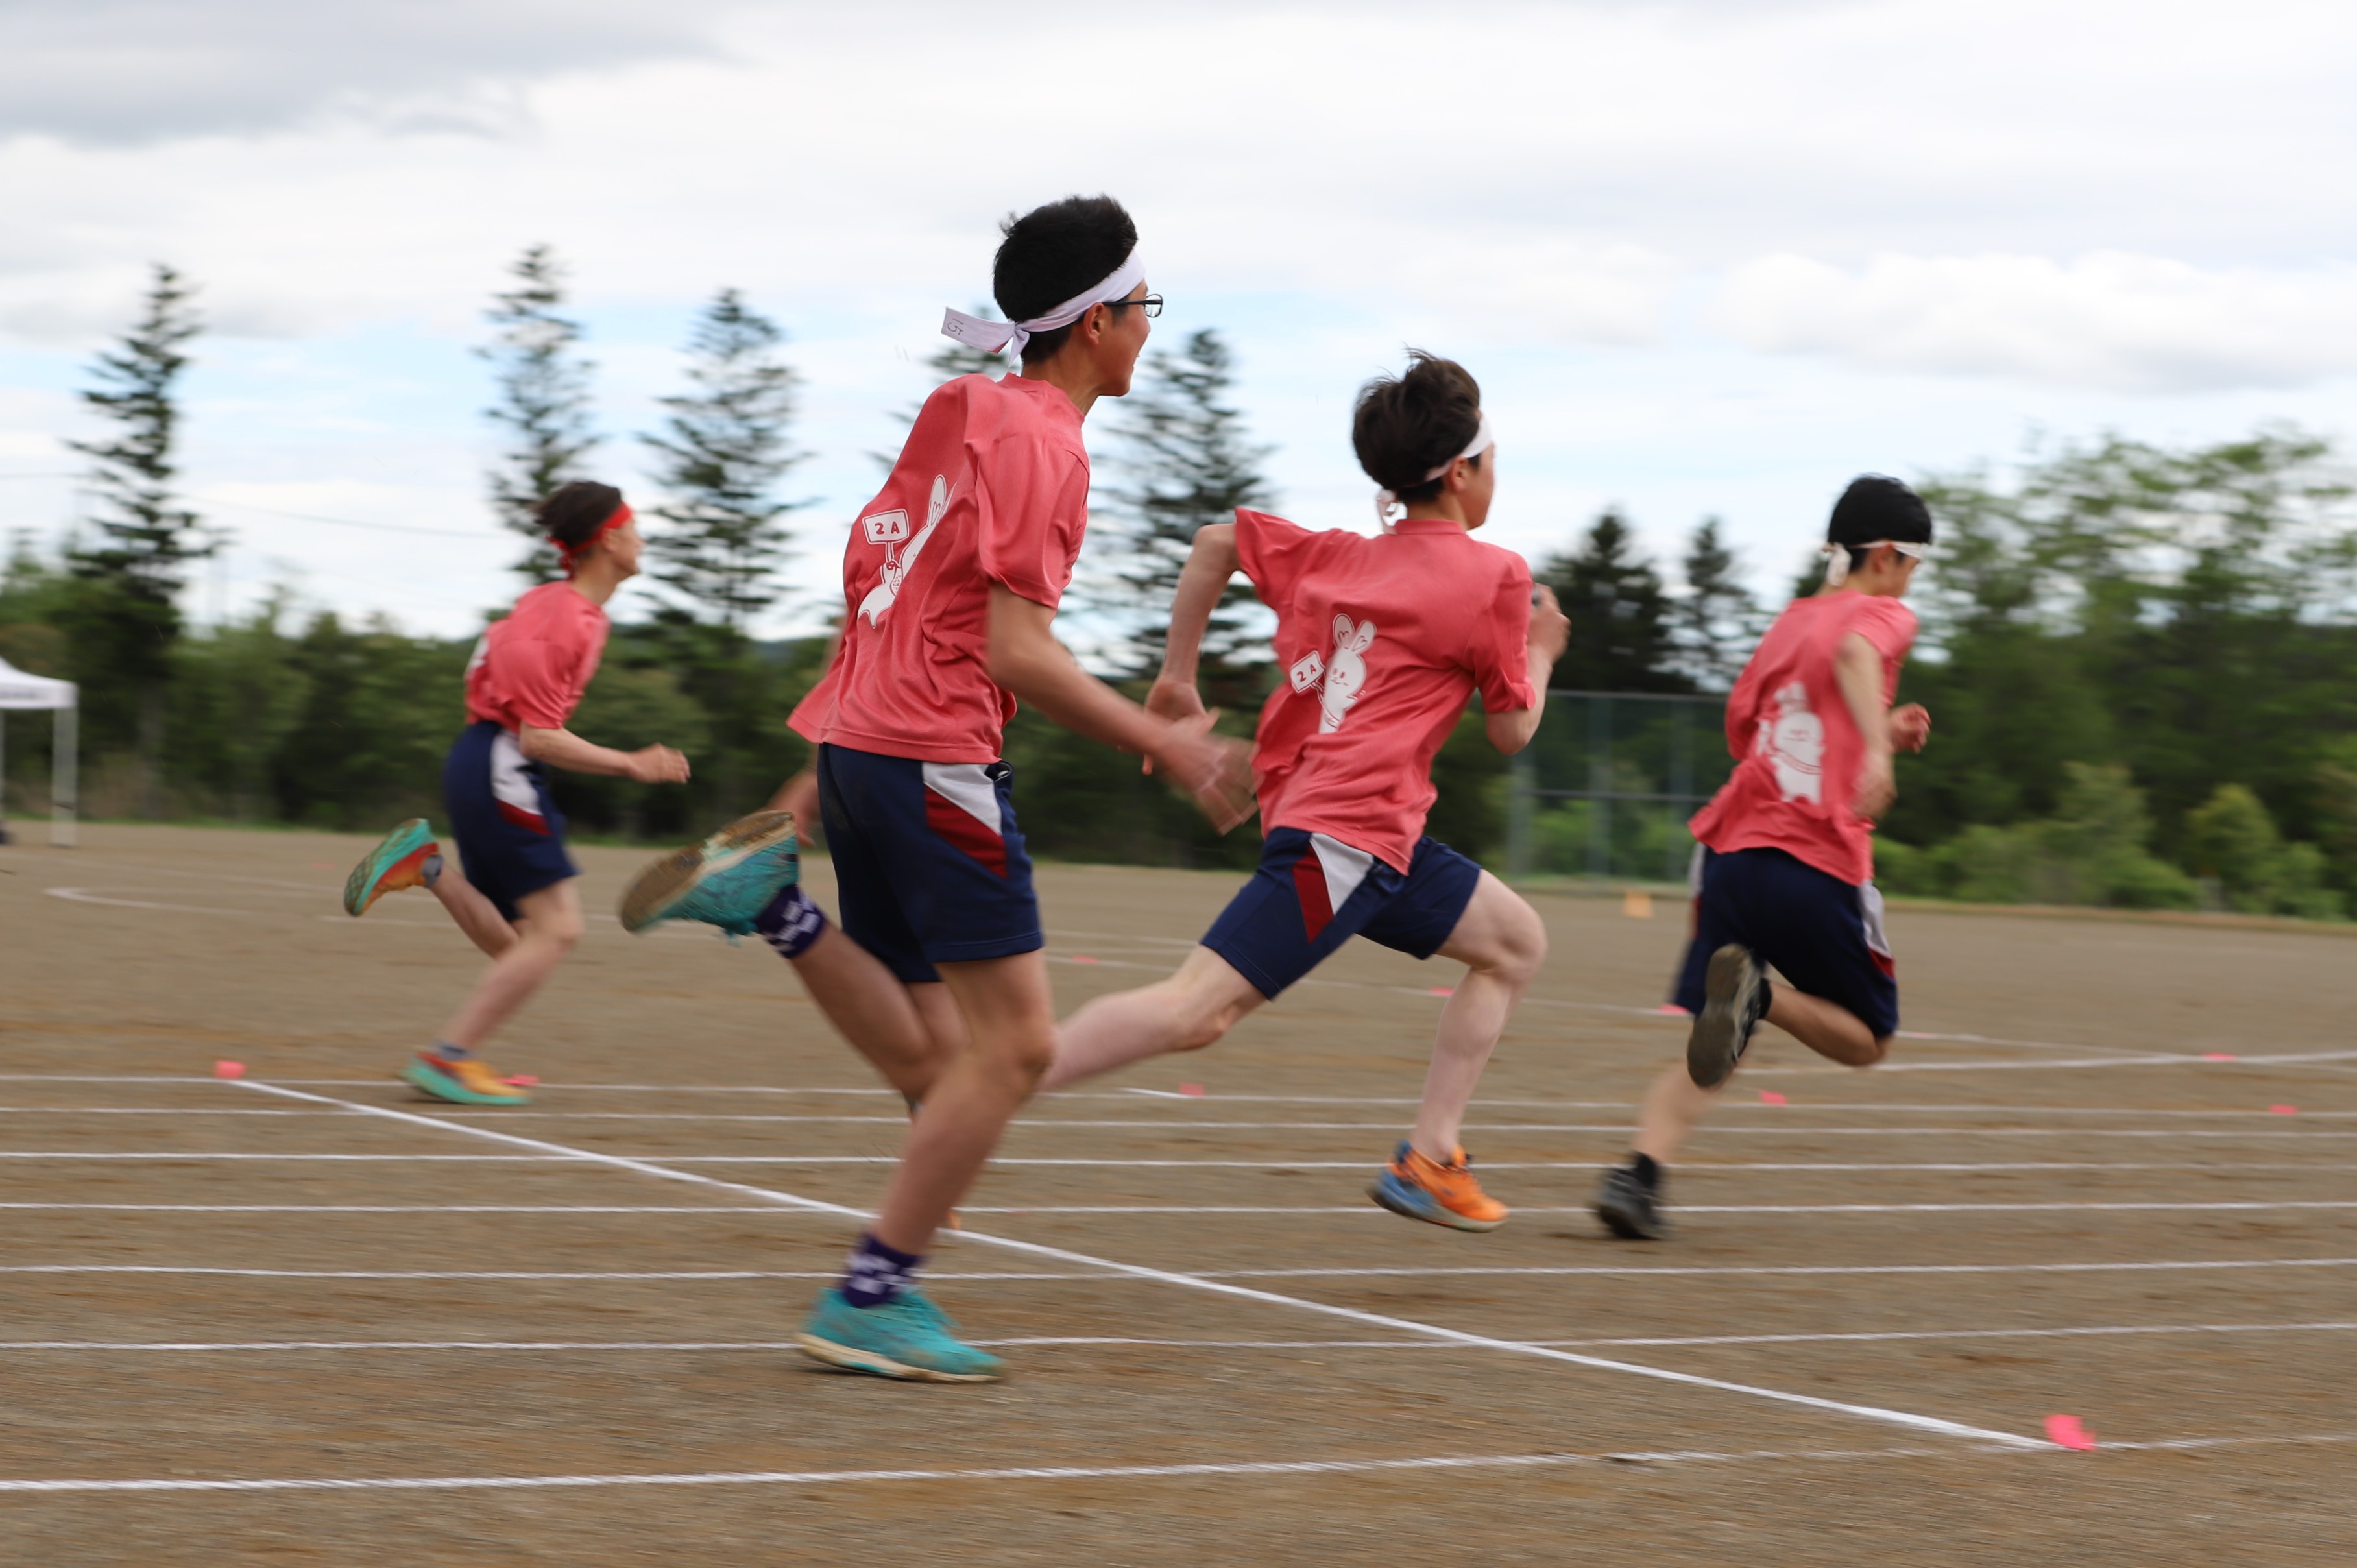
[2271,1104,2299,1115]
[1068,955,1100,965]
[2044,1414,2097,1451]
[1178,1083,1206,1097]
[2201,1052,2238,1061]
[505,1074,540,1087]
[213,1060,245,1080]
[1429,987,1455,997]
[1652,1004,1690,1017]
[1757,1089,1789,1105]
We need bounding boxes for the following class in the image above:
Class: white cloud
[1712,252,2357,393]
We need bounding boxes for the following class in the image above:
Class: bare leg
[1633,1062,1721,1164]
[870,951,1057,1255]
[1409,872,1545,1161]
[429,862,518,959]
[1041,945,1264,1091]
[1764,987,1893,1067]
[437,879,584,1052]
[786,925,965,1102]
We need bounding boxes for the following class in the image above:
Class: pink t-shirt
[1686,591,1918,886]
[464,581,610,732]
[790,374,1091,763]
[1237,510,1537,873]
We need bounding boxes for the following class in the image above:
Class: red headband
[553,502,631,575]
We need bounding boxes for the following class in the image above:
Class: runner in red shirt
[339,482,695,1106]
[1044,352,1573,1233]
[1593,476,1934,1241]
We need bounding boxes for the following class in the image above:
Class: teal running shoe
[344,819,438,916]
[618,810,798,935]
[796,1287,1005,1382]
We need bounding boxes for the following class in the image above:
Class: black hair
[535,480,625,549]
[1827,474,1932,572]
[1352,350,1482,503]
[993,195,1138,365]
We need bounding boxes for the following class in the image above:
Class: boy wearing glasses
[632,195,1251,1381]
[1594,476,1934,1241]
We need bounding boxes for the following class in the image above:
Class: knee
[1476,908,1549,991]
[536,915,585,954]
[1854,1034,1896,1068]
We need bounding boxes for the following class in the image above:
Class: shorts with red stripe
[442,719,579,922]
[1673,845,1900,1038]
[814,742,1042,985]
[1202,827,1481,1000]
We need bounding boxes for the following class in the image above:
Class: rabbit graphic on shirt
[1317,614,1377,732]
[856,474,952,628]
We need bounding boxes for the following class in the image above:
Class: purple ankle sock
[754,884,828,959]
[839,1231,923,1309]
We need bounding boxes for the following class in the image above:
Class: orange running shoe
[402,1053,532,1107]
[1368,1141,1508,1232]
[344,819,438,916]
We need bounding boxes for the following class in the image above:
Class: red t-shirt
[1237,510,1537,873]
[1686,591,1918,886]
[463,580,610,732]
[790,374,1091,762]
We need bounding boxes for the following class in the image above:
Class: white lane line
[8,1153,2352,1174]
[12,1257,2357,1283]
[0,1205,784,1214]
[19,1198,2357,1217]
[11,1322,2354,1354]
[7,1431,2356,1494]
[228,1078,2043,1451]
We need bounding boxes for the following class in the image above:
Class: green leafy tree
[1673,516,1762,691]
[1094,328,1275,703]
[64,263,205,817]
[480,245,598,584]
[640,289,806,635]
[1538,511,1691,693]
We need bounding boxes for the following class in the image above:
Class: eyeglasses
[1104,293,1163,318]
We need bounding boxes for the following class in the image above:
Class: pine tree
[871,305,1004,471]
[1538,510,1691,692]
[1094,328,1275,699]
[479,245,598,583]
[65,263,206,817]
[1673,516,1763,690]
[638,289,806,636]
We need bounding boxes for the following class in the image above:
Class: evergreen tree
[1094,328,1275,700]
[1538,510,1691,692]
[1673,516,1763,690]
[479,245,598,583]
[871,305,1004,471]
[64,263,206,817]
[638,289,806,636]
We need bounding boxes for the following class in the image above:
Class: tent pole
[53,701,77,849]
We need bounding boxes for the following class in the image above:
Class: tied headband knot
[1375,411,1495,530]
[941,253,1147,361]
[553,501,631,576]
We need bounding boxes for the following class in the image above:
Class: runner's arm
[519,725,690,784]
[1835,631,1897,819]
[1152,523,1239,707]
[1484,584,1571,753]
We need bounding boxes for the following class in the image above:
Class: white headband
[1820,538,1926,586]
[1375,411,1495,529]
[941,253,1147,361]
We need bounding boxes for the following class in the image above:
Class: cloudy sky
[3,0,2355,637]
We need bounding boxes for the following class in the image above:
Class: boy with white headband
[341,481,696,1105]
[1594,474,1933,1240]
[1043,351,1570,1233]
[642,195,1253,1382]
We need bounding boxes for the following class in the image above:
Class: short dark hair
[535,480,625,549]
[1352,351,1482,503]
[993,195,1138,365]
[1828,474,1932,572]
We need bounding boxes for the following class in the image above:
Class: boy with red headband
[1044,351,1569,1233]
[1593,475,1933,1240]
[342,481,700,1106]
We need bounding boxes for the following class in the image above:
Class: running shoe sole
[793,1331,1002,1383]
[1595,1171,1668,1240]
[1686,943,1763,1090]
[618,810,797,934]
[400,1058,529,1107]
[343,819,435,917]
[1366,1172,1506,1233]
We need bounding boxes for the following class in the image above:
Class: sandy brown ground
[3,823,2355,1565]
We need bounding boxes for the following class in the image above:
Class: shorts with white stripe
[814,742,1042,985]
[1202,828,1481,1000]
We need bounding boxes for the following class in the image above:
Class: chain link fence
[1505,690,1733,883]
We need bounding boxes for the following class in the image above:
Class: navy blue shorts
[816,742,1043,986]
[1203,828,1482,1000]
[442,720,579,923]
[1674,846,1899,1039]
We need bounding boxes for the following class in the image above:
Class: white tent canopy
[0,656,77,847]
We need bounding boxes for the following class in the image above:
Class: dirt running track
[3,824,2355,1565]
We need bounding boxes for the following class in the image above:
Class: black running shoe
[1686,943,1768,1090]
[1594,1164,1668,1240]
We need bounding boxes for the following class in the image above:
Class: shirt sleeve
[977,433,1091,609]
[1852,598,1919,663]
[1232,509,1321,612]
[1471,554,1540,714]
